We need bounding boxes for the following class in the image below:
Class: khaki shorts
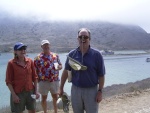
[38,81,59,95]
[11,89,36,113]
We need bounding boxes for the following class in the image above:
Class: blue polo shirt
[65,47,105,88]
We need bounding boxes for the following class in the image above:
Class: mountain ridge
[0,17,150,53]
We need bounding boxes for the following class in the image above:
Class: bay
[0,52,150,108]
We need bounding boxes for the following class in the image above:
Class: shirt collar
[13,57,29,63]
[77,45,91,54]
[40,52,52,57]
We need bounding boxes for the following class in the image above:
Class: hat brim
[17,45,27,50]
[67,56,87,70]
[61,92,70,112]
[41,42,50,45]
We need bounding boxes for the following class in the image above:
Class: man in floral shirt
[34,40,62,113]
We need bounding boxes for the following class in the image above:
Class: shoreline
[1,50,150,59]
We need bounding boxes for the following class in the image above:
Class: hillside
[0,17,150,52]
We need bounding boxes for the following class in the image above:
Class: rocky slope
[0,17,150,52]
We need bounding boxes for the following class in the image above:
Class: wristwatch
[98,89,102,93]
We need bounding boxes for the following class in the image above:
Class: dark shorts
[11,90,36,113]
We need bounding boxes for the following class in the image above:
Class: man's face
[78,30,90,49]
[41,43,50,54]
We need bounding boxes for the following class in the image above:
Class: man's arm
[59,69,68,96]
[96,76,105,103]
[34,79,38,94]
[31,59,40,99]
[7,84,20,103]
[7,84,15,95]
[98,76,105,90]
[58,64,62,70]
[34,79,40,99]
[6,62,20,103]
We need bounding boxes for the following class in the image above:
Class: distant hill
[0,17,150,53]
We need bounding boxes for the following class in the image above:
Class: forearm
[98,76,105,90]
[7,84,20,103]
[7,84,16,95]
[60,69,68,89]
[58,64,62,70]
[96,76,105,103]
[33,79,40,99]
[34,79,38,93]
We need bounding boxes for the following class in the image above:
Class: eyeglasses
[78,35,89,39]
[18,47,26,51]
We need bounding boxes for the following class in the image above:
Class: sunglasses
[78,35,89,39]
[18,47,27,51]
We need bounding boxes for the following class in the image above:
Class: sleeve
[31,59,38,82]
[34,56,38,73]
[57,54,62,65]
[96,52,105,77]
[65,54,71,71]
[5,61,14,85]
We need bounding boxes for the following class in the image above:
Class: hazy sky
[0,0,150,33]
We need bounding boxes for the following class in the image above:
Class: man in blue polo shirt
[59,28,105,113]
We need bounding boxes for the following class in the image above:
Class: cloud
[0,0,150,32]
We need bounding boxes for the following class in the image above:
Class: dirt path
[37,89,150,113]
[100,89,150,113]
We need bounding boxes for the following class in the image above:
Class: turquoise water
[0,52,150,108]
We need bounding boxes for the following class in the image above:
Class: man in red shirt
[6,42,39,113]
[34,40,62,113]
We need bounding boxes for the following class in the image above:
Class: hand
[56,65,62,71]
[96,91,102,103]
[12,94,20,103]
[35,93,40,99]
[59,87,64,97]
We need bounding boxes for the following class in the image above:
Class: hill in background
[0,17,150,53]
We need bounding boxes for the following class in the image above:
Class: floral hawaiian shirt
[34,52,61,82]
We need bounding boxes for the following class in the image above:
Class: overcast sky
[0,0,150,33]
